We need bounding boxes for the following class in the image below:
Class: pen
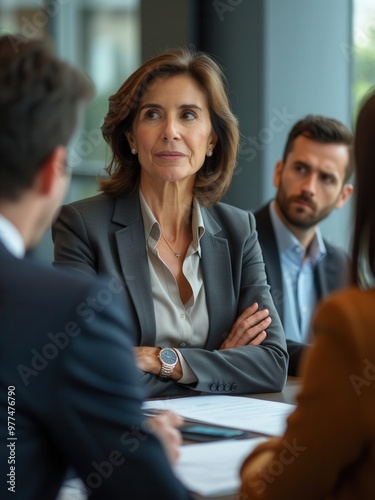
[142,408,168,417]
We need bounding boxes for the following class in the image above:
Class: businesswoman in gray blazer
[53,48,288,397]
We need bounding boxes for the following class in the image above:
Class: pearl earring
[207,149,213,157]
[131,148,137,155]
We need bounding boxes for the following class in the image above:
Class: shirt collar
[139,188,205,256]
[269,201,326,265]
[0,214,25,258]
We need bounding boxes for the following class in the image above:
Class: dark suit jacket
[0,243,191,500]
[52,190,288,397]
[254,203,350,375]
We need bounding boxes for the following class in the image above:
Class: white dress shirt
[0,215,25,258]
[139,189,209,384]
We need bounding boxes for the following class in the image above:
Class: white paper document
[143,395,295,436]
[174,437,267,497]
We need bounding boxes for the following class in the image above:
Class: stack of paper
[144,395,296,498]
[174,437,267,498]
[143,394,296,436]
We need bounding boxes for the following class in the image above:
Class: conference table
[246,375,300,405]
[181,376,300,500]
[57,377,301,500]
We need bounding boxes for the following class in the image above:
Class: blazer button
[218,384,224,391]
[210,383,218,391]
[224,384,231,392]
[230,384,237,392]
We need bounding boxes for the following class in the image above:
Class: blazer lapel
[200,208,236,350]
[112,191,156,345]
[255,204,284,322]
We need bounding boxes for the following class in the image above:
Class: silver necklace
[162,234,182,258]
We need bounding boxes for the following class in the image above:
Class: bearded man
[253,115,353,375]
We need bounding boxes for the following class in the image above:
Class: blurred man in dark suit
[0,34,191,500]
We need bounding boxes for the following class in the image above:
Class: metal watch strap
[158,348,177,381]
[158,363,175,379]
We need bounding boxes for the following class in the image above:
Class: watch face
[160,348,177,365]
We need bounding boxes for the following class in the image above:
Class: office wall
[197,0,264,216]
[141,0,196,60]
[197,0,353,251]
[263,0,353,250]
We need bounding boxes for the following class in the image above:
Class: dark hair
[282,115,354,183]
[100,48,239,206]
[0,34,94,200]
[352,89,375,285]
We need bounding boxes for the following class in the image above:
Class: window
[352,0,375,119]
[53,0,141,175]
[0,0,141,175]
[0,0,48,38]
[81,7,140,168]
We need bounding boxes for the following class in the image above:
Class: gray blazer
[53,190,288,397]
[254,203,350,375]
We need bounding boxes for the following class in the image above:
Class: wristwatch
[158,348,178,380]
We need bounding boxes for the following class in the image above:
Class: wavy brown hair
[282,115,354,183]
[99,48,239,206]
[352,89,375,285]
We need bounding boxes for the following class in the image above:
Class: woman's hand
[134,346,182,380]
[220,303,271,350]
[145,411,184,465]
